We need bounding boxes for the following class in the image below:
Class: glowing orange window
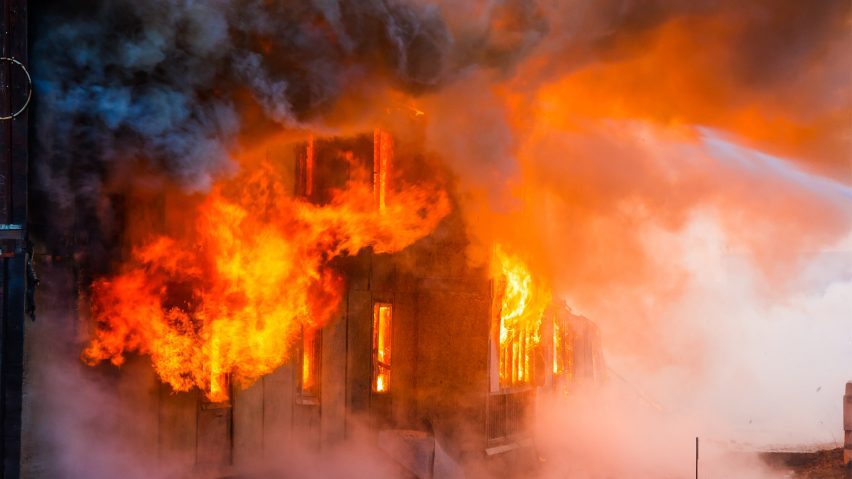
[552,317,574,380]
[300,327,321,397]
[372,303,392,393]
[373,129,392,212]
[498,317,537,388]
[492,246,548,389]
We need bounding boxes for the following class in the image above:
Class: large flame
[83,149,449,402]
[493,245,551,386]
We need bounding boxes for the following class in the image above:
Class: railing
[486,388,534,442]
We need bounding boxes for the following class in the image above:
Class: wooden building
[20,125,606,478]
[98,130,605,478]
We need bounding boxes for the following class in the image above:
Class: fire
[82,141,449,402]
[493,245,551,387]
[301,328,317,393]
[373,129,392,212]
[372,303,392,393]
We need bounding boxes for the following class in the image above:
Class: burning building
[5,1,849,478]
[3,2,611,476]
[53,125,605,478]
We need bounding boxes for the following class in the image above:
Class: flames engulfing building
[10,2,609,477]
[30,126,604,478]
[8,0,850,477]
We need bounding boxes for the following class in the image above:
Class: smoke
[534,388,788,479]
[34,0,849,253]
[526,226,850,477]
[28,0,852,477]
[22,259,158,479]
[419,0,850,216]
[22,258,404,479]
[414,0,852,469]
[31,0,462,268]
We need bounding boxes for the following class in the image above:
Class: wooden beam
[0,0,28,477]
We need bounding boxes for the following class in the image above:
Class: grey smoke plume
[32,0,850,252]
[33,0,457,180]
[31,0,463,264]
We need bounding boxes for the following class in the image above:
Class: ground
[760,448,849,479]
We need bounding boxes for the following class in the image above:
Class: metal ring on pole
[0,57,32,120]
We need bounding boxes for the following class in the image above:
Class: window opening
[373,129,392,212]
[300,327,321,397]
[372,303,392,393]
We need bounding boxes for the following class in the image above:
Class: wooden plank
[157,389,198,472]
[232,379,264,466]
[292,402,320,450]
[391,292,417,429]
[116,357,159,464]
[9,0,25,227]
[0,0,10,226]
[1,0,27,476]
[2,255,24,478]
[261,364,293,457]
[0,0,11,472]
[415,290,490,455]
[320,308,347,447]
[346,289,372,435]
[196,400,232,468]
[20,257,73,478]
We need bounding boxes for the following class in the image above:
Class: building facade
[25,129,605,479]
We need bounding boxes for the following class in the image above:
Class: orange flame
[301,328,318,393]
[493,245,551,387]
[372,303,392,393]
[373,129,392,212]
[83,152,449,402]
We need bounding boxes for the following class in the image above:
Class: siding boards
[261,365,293,457]
[116,357,159,465]
[415,290,490,459]
[196,401,232,467]
[157,389,197,471]
[320,307,346,446]
[391,292,417,429]
[345,289,371,433]
[232,379,264,466]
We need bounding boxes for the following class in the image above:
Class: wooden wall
[19,130,497,477]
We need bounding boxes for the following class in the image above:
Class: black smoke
[30,0,463,266]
